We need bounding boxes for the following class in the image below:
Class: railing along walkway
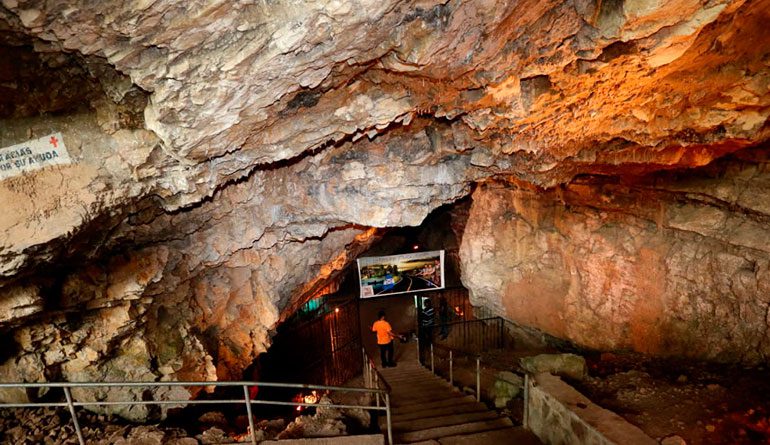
[371,342,538,444]
[0,349,394,445]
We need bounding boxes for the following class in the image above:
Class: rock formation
[461,148,770,364]
[0,0,768,412]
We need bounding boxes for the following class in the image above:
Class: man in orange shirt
[372,310,398,367]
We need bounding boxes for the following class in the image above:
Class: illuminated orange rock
[461,149,770,363]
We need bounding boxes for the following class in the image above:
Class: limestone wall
[461,150,770,364]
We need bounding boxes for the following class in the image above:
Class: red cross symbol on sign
[49,136,58,148]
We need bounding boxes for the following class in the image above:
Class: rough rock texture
[461,149,770,364]
[0,0,769,413]
[520,354,588,381]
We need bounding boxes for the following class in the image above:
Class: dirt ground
[454,343,770,444]
[571,352,770,444]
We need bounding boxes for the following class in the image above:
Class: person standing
[438,296,450,340]
[420,298,436,347]
[372,310,397,367]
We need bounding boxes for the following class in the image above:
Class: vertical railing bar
[242,385,258,445]
[416,335,421,365]
[63,386,85,445]
[375,373,380,407]
[476,356,481,402]
[362,348,368,388]
[449,350,453,386]
[430,343,434,374]
[385,392,393,445]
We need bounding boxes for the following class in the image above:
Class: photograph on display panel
[357,250,444,298]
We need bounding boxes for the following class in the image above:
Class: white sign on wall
[0,133,72,180]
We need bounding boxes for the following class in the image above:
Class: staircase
[378,356,541,444]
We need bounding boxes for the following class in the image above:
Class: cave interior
[1,0,770,444]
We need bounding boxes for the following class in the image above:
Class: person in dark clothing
[420,298,436,347]
[438,296,450,340]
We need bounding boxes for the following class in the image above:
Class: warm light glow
[412,244,420,250]
[334,307,340,313]
[304,390,319,404]
[294,389,320,413]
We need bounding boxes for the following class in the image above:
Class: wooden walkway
[377,344,541,444]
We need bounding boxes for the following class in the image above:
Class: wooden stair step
[392,395,478,414]
[396,417,514,443]
[390,381,453,392]
[393,410,500,432]
[391,387,459,400]
[390,401,488,423]
[392,392,467,408]
[436,426,542,444]
[384,374,447,383]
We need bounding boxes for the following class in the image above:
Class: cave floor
[570,352,770,444]
[430,342,770,444]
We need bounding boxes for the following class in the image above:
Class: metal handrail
[428,343,483,401]
[361,347,392,445]
[0,377,390,445]
[440,316,502,327]
[438,337,526,384]
[420,316,523,403]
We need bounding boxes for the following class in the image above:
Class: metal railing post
[362,348,368,387]
[368,361,372,388]
[375,373,380,407]
[416,335,420,364]
[449,350,453,386]
[430,343,434,374]
[385,392,393,445]
[476,356,481,402]
[371,362,375,390]
[1,378,394,445]
[63,386,85,445]
[242,385,258,445]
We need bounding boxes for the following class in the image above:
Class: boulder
[660,435,687,445]
[492,371,524,408]
[196,427,231,444]
[520,353,587,381]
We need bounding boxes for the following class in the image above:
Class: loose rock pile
[0,408,195,444]
[1,395,373,444]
